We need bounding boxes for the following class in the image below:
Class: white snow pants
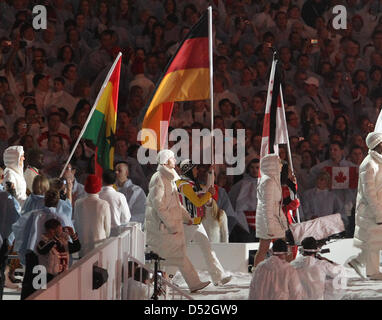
[164,256,202,290]
[184,223,226,284]
[356,248,380,276]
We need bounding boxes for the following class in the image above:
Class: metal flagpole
[279,84,301,223]
[208,6,215,186]
[59,52,122,178]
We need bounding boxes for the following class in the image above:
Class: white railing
[27,222,192,300]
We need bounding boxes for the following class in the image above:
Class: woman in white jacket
[254,153,288,268]
[145,150,210,293]
[349,132,382,280]
[3,146,27,207]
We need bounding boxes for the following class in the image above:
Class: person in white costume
[3,146,27,207]
[254,154,288,268]
[145,150,210,293]
[348,132,382,280]
[99,169,131,236]
[73,174,111,257]
[248,239,304,300]
[291,237,346,300]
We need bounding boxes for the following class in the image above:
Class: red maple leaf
[334,171,347,183]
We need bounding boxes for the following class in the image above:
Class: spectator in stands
[37,112,71,152]
[41,134,66,178]
[297,76,334,126]
[248,239,304,300]
[348,145,366,166]
[73,174,111,257]
[36,219,80,283]
[115,161,146,225]
[8,117,28,146]
[1,93,20,136]
[99,169,131,236]
[302,171,347,226]
[229,158,259,242]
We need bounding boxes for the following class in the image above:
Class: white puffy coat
[354,150,382,250]
[291,255,345,300]
[145,165,192,265]
[256,154,288,239]
[3,146,27,206]
[248,255,304,300]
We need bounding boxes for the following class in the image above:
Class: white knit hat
[156,149,175,165]
[366,132,382,150]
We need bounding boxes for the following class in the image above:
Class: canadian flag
[324,166,359,189]
[260,54,289,160]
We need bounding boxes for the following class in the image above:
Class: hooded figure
[145,150,211,293]
[256,154,288,239]
[3,146,27,206]
[253,154,289,268]
[348,132,382,280]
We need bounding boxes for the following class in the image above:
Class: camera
[145,251,165,261]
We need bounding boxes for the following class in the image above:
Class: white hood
[3,146,24,175]
[260,154,280,178]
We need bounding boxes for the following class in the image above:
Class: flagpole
[279,84,301,223]
[208,6,215,186]
[59,52,122,178]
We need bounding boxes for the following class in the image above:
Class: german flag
[140,12,209,150]
[82,53,122,176]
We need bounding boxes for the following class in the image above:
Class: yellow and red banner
[141,12,209,150]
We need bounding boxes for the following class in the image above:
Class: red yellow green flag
[140,12,209,150]
[82,54,122,176]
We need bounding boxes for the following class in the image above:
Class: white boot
[190,281,211,293]
[368,273,382,281]
[348,258,366,279]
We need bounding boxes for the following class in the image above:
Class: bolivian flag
[82,53,122,176]
[141,12,209,150]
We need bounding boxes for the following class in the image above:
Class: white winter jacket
[248,255,304,300]
[256,154,288,239]
[145,165,192,265]
[354,150,382,250]
[291,255,344,300]
[3,146,27,206]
